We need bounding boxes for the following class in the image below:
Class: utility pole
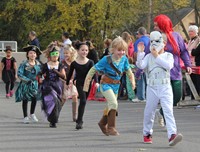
[147,0,152,33]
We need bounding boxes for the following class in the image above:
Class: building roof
[167,7,194,27]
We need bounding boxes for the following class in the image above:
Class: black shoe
[76,122,83,130]
[118,95,128,100]
[49,123,57,128]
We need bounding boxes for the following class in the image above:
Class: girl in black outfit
[66,42,97,130]
[1,46,17,98]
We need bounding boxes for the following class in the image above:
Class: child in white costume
[136,31,183,146]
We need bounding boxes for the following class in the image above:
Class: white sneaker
[23,117,30,124]
[131,98,140,102]
[131,98,144,103]
[30,114,39,122]
[155,109,165,127]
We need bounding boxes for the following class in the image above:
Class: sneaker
[131,98,140,103]
[155,109,165,127]
[131,98,146,103]
[10,90,14,97]
[169,134,183,146]
[23,117,30,124]
[76,122,83,130]
[30,114,39,122]
[144,134,152,144]
[6,93,10,99]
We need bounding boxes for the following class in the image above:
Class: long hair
[154,14,179,55]
[121,32,132,45]
[63,45,77,62]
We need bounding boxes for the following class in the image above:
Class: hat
[5,46,12,52]
[49,46,60,53]
[23,45,42,55]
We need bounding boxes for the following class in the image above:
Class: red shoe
[144,134,152,144]
[6,93,10,99]
[169,134,183,146]
[10,90,14,97]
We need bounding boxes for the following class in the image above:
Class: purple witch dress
[41,63,64,124]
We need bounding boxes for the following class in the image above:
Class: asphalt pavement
[0,83,200,152]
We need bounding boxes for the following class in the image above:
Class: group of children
[0,33,183,146]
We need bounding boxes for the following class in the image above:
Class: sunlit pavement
[0,83,200,152]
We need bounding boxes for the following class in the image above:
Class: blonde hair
[63,45,77,62]
[110,37,128,54]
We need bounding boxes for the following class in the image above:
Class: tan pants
[100,86,118,116]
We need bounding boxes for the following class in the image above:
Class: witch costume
[41,48,64,128]
[1,46,17,98]
[15,60,42,102]
[15,45,42,124]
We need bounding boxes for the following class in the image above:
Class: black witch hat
[22,45,42,56]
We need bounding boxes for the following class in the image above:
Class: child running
[62,45,78,122]
[41,45,65,128]
[136,31,183,146]
[15,45,42,124]
[66,41,96,130]
[1,46,17,98]
[83,37,135,136]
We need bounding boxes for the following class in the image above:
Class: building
[171,7,200,41]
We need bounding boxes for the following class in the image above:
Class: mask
[150,31,164,52]
[50,51,59,57]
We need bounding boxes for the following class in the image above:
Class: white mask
[150,31,164,52]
